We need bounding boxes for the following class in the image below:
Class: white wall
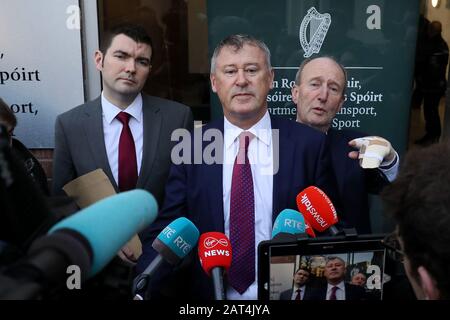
[0,0,85,148]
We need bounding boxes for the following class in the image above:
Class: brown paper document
[62,169,142,258]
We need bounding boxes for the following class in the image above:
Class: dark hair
[0,98,17,129]
[210,34,271,73]
[382,142,450,299]
[294,56,347,96]
[100,24,153,60]
[294,267,310,275]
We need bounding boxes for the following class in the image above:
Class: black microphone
[0,190,158,299]
[0,230,92,300]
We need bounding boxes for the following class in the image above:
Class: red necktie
[116,112,138,191]
[329,286,338,300]
[295,288,302,300]
[228,132,255,294]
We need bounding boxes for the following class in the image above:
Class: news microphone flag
[49,189,158,276]
[198,232,232,300]
[271,209,306,238]
[198,232,232,275]
[152,217,200,265]
[304,218,316,238]
[296,186,338,233]
[133,217,199,299]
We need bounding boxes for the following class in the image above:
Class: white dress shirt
[379,150,399,182]
[223,111,274,300]
[326,281,346,300]
[101,93,143,186]
[291,285,306,300]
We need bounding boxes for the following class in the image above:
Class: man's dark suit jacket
[327,129,390,234]
[308,283,367,301]
[279,286,314,300]
[137,115,338,299]
[52,94,193,207]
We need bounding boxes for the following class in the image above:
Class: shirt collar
[327,281,345,292]
[224,111,271,150]
[293,284,306,290]
[101,92,143,124]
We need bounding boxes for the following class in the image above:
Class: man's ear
[417,266,440,300]
[269,68,275,89]
[291,85,299,105]
[94,50,104,71]
[210,73,218,93]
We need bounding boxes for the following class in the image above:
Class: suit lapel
[328,129,348,194]
[137,95,161,188]
[204,120,225,232]
[271,116,293,223]
[83,97,118,191]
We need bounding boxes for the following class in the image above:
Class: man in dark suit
[52,24,193,262]
[137,34,338,300]
[310,257,366,300]
[414,21,449,145]
[279,267,313,300]
[292,56,399,234]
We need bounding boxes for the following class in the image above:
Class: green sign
[207,0,419,155]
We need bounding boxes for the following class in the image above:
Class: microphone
[198,232,232,300]
[48,189,158,276]
[1,229,93,299]
[296,186,339,235]
[304,218,316,238]
[0,189,158,299]
[133,217,199,299]
[271,209,306,239]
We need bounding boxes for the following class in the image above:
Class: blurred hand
[117,245,138,266]
[348,136,396,169]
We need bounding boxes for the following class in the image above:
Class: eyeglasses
[381,232,405,263]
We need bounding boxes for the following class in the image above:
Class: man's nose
[318,85,329,101]
[235,69,248,87]
[125,59,136,73]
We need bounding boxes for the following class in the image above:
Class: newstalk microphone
[198,232,232,300]
[296,186,339,235]
[0,190,158,299]
[133,217,199,300]
[304,217,316,238]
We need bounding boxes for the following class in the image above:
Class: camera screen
[258,235,387,300]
